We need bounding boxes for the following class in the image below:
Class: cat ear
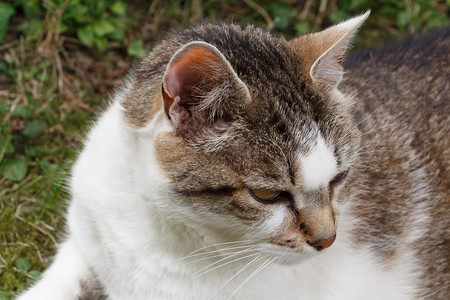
[289,11,370,90]
[162,41,249,136]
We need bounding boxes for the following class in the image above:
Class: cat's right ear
[289,11,369,91]
[161,41,249,137]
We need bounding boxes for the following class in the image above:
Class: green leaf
[23,120,47,138]
[0,291,12,300]
[72,5,90,23]
[0,59,7,72]
[39,160,59,174]
[95,36,108,52]
[4,142,14,155]
[0,3,15,43]
[0,158,27,182]
[24,66,37,80]
[127,40,147,57]
[329,11,350,23]
[93,19,115,37]
[18,18,43,38]
[295,22,310,35]
[26,94,35,105]
[27,146,47,158]
[270,4,295,30]
[22,0,44,19]
[58,23,68,34]
[425,13,444,28]
[77,26,95,47]
[28,270,41,282]
[107,18,125,40]
[0,134,12,162]
[111,1,127,16]
[15,258,31,272]
[108,26,124,41]
[38,60,51,69]
[398,10,411,28]
[0,103,7,114]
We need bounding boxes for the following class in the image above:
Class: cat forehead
[237,111,339,190]
[217,121,338,190]
[249,126,338,191]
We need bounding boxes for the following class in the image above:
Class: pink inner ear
[162,46,226,123]
[164,47,223,100]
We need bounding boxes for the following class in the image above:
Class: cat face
[125,13,368,263]
[154,92,359,263]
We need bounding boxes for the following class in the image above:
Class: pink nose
[309,235,336,251]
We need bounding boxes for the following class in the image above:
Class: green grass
[0,44,93,297]
[1,0,449,297]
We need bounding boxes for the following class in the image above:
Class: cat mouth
[258,241,319,265]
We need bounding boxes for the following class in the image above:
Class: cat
[18,11,450,299]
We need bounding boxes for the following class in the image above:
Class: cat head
[123,12,369,263]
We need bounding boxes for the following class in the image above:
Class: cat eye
[250,188,281,203]
[328,170,349,198]
[329,170,349,187]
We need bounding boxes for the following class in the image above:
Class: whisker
[193,252,259,278]
[183,244,255,261]
[188,247,256,264]
[208,255,263,300]
[178,240,254,260]
[226,257,276,299]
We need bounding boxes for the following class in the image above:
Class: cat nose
[309,235,336,251]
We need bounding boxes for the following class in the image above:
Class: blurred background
[0,0,449,297]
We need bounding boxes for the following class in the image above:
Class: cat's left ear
[162,41,249,136]
[289,11,370,90]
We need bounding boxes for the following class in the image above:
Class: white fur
[299,135,338,191]
[17,238,90,299]
[18,94,422,299]
[258,205,287,236]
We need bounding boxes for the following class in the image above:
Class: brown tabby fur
[344,27,449,299]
